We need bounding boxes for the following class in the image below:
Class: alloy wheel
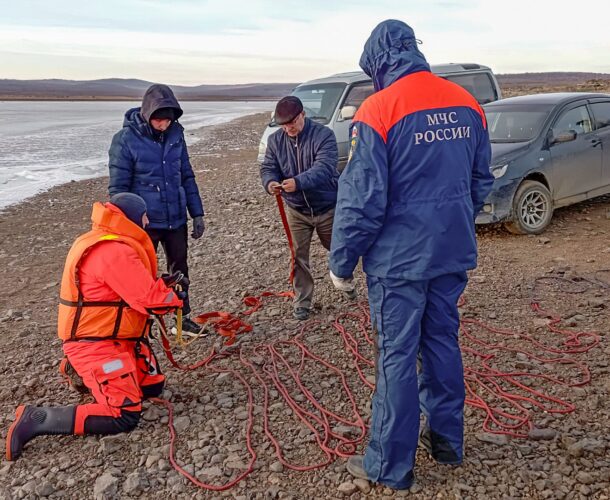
[519,189,549,230]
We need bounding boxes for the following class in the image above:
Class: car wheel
[505,180,554,235]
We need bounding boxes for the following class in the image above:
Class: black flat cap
[274,96,303,125]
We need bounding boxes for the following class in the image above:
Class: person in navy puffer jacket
[260,96,340,321]
[108,84,205,333]
[329,20,494,490]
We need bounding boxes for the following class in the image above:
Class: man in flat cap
[108,84,205,334]
[260,96,340,320]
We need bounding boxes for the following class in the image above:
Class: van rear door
[442,71,500,104]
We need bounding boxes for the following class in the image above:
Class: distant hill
[496,72,610,97]
[0,78,299,101]
[497,72,610,86]
[2,72,610,101]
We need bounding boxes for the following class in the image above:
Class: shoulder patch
[348,125,359,163]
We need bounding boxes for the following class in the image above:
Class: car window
[590,101,610,129]
[552,105,593,137]
[484,106,550,142]
[342,83,374,111]
[444,73,497,104]
[291,83,347,124]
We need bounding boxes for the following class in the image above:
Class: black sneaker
[181,316,204,334]
[293,307,310,321]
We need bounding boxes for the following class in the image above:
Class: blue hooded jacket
[329,20,493,280]
[108,84,204,230]
[260,118,339,215]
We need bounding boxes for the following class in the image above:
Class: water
[0,100,273,210]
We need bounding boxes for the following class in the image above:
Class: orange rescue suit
[58,202,181,341]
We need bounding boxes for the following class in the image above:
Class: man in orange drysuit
[6,193,184,461]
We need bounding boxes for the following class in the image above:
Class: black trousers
[146,224,191,315]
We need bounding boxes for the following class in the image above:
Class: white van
[258,63,502,170]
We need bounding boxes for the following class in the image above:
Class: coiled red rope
[148,193,603,490]
[460,274,602,438]
[152,299,372,489]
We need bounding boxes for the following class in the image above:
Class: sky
[1,0,609,85]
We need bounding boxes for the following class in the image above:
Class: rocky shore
[0,113,609,499]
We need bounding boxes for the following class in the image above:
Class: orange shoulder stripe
[354,71,486,142]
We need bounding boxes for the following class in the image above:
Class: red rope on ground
[153,280,602,489]
[149,364,257,491]
[148,195,603,490]
[152,297,372,488]
[459,281,601,438]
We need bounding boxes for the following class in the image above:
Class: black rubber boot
[6,405,76,461]
[419,427,461,465]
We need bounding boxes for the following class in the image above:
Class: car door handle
[591,138,602,147]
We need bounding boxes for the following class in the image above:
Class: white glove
[329,270,355,292]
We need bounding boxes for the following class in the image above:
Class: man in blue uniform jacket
[329,20,493,490]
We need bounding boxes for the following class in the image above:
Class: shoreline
[0,96,278,102]
[0,110,609,498]
[0,111,269,214]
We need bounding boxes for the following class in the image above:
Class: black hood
[140,84,183,123]
[359,19,430,91]
[490,141,532,164]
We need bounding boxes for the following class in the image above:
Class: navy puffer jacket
[108,84,204,230]
[260,118,339,215]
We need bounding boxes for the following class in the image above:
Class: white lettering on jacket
[414,112,471,145]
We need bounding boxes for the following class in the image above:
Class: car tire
[505,180,554,235]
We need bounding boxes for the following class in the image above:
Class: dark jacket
[329,20,493,280]
[260,118,339,215]
[108,84,204,230]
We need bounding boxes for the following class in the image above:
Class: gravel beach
[0,112,608,500]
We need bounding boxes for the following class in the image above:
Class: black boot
[419,427,461,465]
[6,405,76,461]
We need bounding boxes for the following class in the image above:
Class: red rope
[148,193,603,490]
[149,364,257,491]
[275,193,296,284]
[459,289,600,438]
[152,283,602,489]
[152,298,372,488]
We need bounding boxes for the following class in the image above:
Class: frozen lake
[0,100,273,210]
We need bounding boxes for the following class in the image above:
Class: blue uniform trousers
[363,272,468,489]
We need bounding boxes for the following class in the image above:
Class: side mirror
[550,130,577,145]
[338,105,357,122]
